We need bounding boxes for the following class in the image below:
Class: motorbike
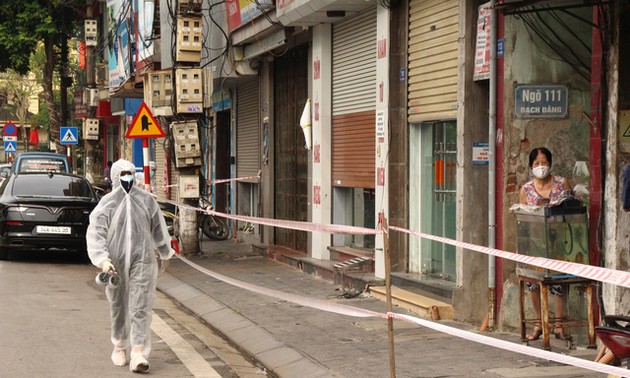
[158,197,230,241]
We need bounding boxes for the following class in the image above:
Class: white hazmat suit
[87,159,174,372]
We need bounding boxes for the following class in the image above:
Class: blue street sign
[60,127,79,145]
[3,122,17,136]
[4,141,16,153]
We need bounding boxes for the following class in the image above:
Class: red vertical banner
[435,160,445,185]
[314,144,320,163]
[313,185,321,205]
[377,167,385,186]
[314,60,320,80]
[377,38,387,59]
[314,102,319,121]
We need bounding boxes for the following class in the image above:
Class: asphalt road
[0,249,263,378]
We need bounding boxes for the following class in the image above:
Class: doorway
[409,121,457,281]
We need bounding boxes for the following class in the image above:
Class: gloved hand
[157,247,175,261]
[159,259,170,274]
[101,259,115,274]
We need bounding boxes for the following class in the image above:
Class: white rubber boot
[111,347,128,366]
[129,355,150,373]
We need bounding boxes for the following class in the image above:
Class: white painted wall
[374,4,390,278]
[310,24,332,260]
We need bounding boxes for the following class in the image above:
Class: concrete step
[370,285,454,320]
[328,246,374,263]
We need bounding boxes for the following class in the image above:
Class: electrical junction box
[175,68,203,114]
[83,88,99,107]
[144,70,173,116]
[171,121,202,167]
[83,118,99,140]
[178,175,200,199]
[85,19,97,46]
[175,17,202,63]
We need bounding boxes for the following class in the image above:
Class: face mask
[532,166,550,179]
[120,175,134,192]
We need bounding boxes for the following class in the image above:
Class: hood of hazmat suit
[86,159,174,358]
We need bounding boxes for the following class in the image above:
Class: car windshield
[17,158,66,173]
[12,175,94,198]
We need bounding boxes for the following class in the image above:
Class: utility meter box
[175,68,202,114]
[83,88,99,107]
[178,175,200,199]
[515,199,589,277]
[175,17,202,63]
[85,19,97,46]
[144,70,173,115]
[83,118,99,140]
[171,121,201,167]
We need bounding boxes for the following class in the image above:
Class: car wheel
[0,246,8,260]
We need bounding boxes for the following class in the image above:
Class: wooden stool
[518,268,596,350]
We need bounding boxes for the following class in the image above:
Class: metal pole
[382,213,396,378]
[142,138,151,192]
[67,145,71,173]
[488,0,498,330]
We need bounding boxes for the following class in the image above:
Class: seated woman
[519,147,572,341]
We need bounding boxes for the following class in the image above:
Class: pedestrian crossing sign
[126,102,165,139]
[60,127,79,145]
[4,141,16,153]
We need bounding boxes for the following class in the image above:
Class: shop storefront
[407,0,459,280]
[331,7,377,250]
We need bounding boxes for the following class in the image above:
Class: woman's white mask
[532,166,550,179]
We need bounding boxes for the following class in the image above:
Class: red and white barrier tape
[212,171,261,185]
[159,196,630,289]
[207,209,380,235]
[177,255,381,318]
[390,313,630,377]
[174,254,630,377]
[390,226,630,290]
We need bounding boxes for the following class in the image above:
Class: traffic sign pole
[67,146,71,172]
[143,138,151,192]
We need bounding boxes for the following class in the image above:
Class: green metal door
[409,121,456,280]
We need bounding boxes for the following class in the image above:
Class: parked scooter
[158,197,229,241]
[595,315,630,366]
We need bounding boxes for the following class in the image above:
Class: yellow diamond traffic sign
[125,102,166,139]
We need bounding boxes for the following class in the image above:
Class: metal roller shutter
[332,8,377,188]
[236,79,260,179]
[332,8,377,115]
[408,0,459,122]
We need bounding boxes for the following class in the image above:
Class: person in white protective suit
[87,159,174,373]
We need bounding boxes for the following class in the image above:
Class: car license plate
[36,225,71,235]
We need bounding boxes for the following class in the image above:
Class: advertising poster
[107,0,130,90]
